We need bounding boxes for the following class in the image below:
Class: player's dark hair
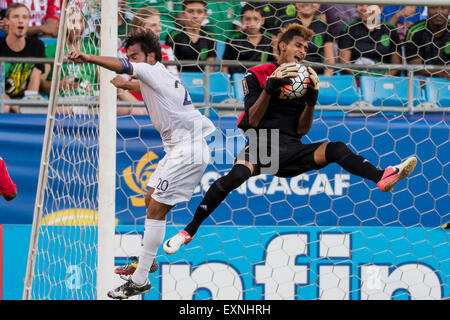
[182,0,207,11]
[5,3,30,19]
[124,30,162,62]
[274,23,315,55]
[240,3,265,17]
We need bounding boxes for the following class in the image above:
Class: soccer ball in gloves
[281,64,311,99]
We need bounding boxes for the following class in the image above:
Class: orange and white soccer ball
[282,64,311,99]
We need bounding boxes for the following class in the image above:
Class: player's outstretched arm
[297,67,320,137]
[66,50,134,76]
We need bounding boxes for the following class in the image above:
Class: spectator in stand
[166,0,216,73]
[276,3,335,75]
[382,6,425,41]
[204,1,243,42]
[0,156,17,201]
[6,0,61,38]
[221,4,273,75]
[126,0,181,42]
[338,5,402,78]
[0,3,45,113]
[40,6,98,114]
[0,0,8,37]
[261,2,296,36]
[405,6,450,79]
[114,6,179,115]
[86,0,133,45]
[128,7,178,78]
[318,4,358,38]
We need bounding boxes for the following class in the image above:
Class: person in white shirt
[67,30,216,299]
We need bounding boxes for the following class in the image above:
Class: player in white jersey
[67,31,216,299]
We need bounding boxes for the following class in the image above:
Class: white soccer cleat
[163,230,193,255]
[107,279,151,300]
[377,156,417,192]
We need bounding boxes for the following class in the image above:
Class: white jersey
[131,61,216,147]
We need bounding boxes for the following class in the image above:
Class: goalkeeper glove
[264,62,299,96]
[304,66,320,107]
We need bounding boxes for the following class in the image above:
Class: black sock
[184,164,252,236]
[325,142,384,183]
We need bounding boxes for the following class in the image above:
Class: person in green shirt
[338,5,402,77]
[86,0,133,45]
[40,6,99,113]
[203,1,243,42]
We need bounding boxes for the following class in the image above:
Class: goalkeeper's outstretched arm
[66,50,133,76]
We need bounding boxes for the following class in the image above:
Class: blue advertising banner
[1,224,449,300]
[0,113,448,227]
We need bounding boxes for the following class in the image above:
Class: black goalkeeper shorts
[236,133,326,178]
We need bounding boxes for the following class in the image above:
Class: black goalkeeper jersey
[237,63,307,138]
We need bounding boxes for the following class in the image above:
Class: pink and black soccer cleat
[163,230,193,255]
[377,157,417,192]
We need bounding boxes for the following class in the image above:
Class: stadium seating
[232,73,246,101]
[317,75,359,106]
[180,72,232,103]
[210,72,233,103]
[360,76,424,107]
[180,72,206,102]
[425,77,450,108]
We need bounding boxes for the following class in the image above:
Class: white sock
[131,218,166,285]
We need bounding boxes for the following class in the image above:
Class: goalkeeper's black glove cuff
[264,78,291,96]
[304,85,319,107]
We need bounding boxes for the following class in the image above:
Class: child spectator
[0,3,45,113]
[166,0,216,73]
[277,3,335,75]
[221,4,273,75]
[405,6,450,79]
[40,6,98,109]
[6,0,61,38]
[338,5,402,77]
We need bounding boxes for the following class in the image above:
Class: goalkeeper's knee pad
[325,141,352,164]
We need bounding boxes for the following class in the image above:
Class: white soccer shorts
[148,139,210,206]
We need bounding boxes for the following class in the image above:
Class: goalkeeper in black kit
[161,23,417,253]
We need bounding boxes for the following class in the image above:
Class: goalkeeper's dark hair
[124,30,162,62]
[274,23,315,55]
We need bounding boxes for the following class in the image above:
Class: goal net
[24,0,449,300]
